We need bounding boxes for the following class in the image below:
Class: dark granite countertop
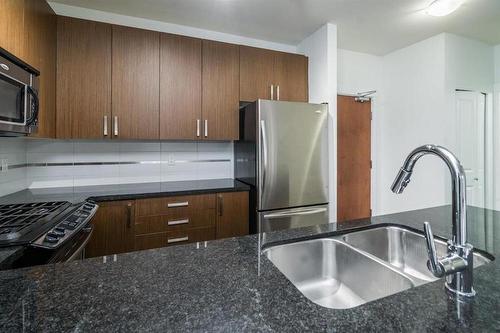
[0,178,250,205]
[0,205,499,332]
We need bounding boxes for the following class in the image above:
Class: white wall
[0,138,27,196]
[339,34,496,215]
[48,2,298,54]
[298,23,337,221]
[377,34,449,214]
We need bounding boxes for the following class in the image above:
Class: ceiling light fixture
[426,0,465,16]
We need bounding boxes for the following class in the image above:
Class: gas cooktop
[0,201,98,249]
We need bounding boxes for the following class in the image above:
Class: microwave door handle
[25,86,39,125]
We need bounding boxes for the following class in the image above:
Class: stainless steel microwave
[0,50,39,136]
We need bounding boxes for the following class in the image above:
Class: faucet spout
[391,144,467,246]
[391,144,475,298]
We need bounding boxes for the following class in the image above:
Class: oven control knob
[44,235,59,244]
[50,230,65,238]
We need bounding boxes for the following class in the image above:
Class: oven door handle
[25,85,39,126]
[66,224,94,262]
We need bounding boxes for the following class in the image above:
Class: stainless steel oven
[0,50,39,136]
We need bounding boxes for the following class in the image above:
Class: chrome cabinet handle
[196,119,200,137]
[167,201,189,208]
[104,116,108,136]
[204,120,208,138]
[114,116,118,136]
[126,203,133,228]
[277,85,280,101]
[270,84,274,100]
[167,219,189,226]
[168,236,188,244]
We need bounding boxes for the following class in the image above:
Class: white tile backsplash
[20,139,234,189]
[0,138,27,196]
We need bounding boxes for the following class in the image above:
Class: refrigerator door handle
[264,207,327,219]
[260,120,268,191]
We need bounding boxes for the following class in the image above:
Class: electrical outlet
[167,154,175,166]
[0,159,8,173]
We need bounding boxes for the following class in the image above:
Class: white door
[455,91,485,207]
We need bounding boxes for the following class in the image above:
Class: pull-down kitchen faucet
[391,144,475,298]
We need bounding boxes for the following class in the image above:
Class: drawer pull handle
[168,236,188,244]
[167,219,189,226]
[167,201,189,208]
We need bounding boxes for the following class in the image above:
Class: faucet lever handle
[423,222,444,277]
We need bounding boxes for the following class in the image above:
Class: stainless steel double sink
[263,225,492,309]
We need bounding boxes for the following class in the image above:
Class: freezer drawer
[258,204,329,233]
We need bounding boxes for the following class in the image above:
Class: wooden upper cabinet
[24,0,57,138]
[202,40,239,141]
[239,46,308,103]
[275,52,308,102]
[160,34,201,140]
[56,17,111,139]
[240,46,275,102]
[0,0,25,60]
[112,26,160,140]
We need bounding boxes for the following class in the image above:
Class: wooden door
[25,0,56,138]
[85,200,135,258]
[56,17,111,139]
[337,95,371,222]
[112,25,159,140]
[275,52,308,102]
[202,40,239,141]
[0,0,25,60]
[216,192,249,239]
[160,34,201,140]
[239,46,275,102]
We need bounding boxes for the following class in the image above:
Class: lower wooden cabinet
[86,191,249,257]
[85,200,135,258]
[216,192,249,239]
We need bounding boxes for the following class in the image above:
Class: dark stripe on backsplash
[6,159,231,170]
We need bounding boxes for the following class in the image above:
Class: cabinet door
[239,46,275,102]
[56,17,111,139]
[202,40,239,141]
[275,53,308,102]
[160,34,201,140]
[216,192,249,239]
[85,201,135,258]
[25,0,56,138]
[0,0,25,60]
[112,26,159,140]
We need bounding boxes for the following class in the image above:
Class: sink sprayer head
[391,168,412,194]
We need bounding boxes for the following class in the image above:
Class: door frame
[454,89,494,210]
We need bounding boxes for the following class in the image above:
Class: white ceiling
[50,0,500,55]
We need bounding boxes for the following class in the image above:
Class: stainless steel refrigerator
[235,100,329,233]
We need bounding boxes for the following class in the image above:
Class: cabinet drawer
[136,194,216,216]
[135,227,215,251]
[135,209,216,234]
